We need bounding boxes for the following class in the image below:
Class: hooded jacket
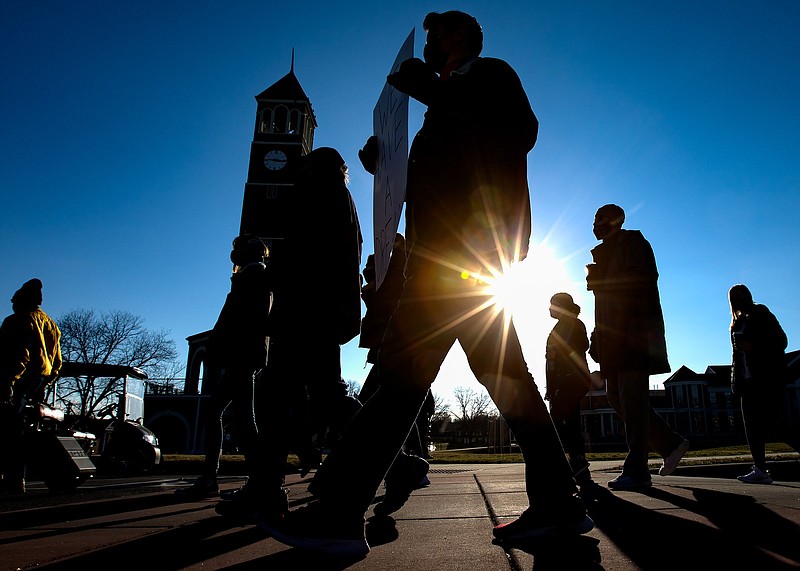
[0,307,62,397]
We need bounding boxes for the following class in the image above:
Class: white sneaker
[659,439,690,476]
[737,466,773,484]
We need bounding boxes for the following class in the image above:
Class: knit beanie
[11,278,43,307]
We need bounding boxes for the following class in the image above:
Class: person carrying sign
[258,10,593,557]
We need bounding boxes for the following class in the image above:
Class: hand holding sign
[371,29,414,289]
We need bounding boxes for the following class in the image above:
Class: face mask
[593,221,611,240]
[423,41,447,73]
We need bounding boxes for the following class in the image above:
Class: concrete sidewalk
[1,459,799,570]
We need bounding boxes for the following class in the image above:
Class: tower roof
[255,69,310,103]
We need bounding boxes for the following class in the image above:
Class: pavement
[1,458,799,570]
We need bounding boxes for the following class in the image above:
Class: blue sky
[3,1,799,409]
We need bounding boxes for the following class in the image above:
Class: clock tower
[180,62,316,401]
[239,60,317,251]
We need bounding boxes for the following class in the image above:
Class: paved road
[1,459,799,570]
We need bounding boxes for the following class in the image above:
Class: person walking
[545,292,594,488]
[357,233,431,516]
[225,147,364,523]
[0,278,62,494]
[257,11,593,557]
[175,235,273,505]
[587,204,689,490]
[728,283,797,484]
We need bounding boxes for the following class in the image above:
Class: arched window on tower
[273,105,289,133]
[258,107,273,133]
[288,109,303,134]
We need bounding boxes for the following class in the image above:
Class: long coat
[588,229,670,377]
[269,174,363,346]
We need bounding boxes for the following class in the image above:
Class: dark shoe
[256,500,368,557]
[737,466,773,484]
[493,505,594,541]
[215,485,288,523]
[219,482,246,501]
[374,454,429,517]
[174,475,219,500]
[607,474,652,490]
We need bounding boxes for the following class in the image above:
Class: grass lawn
[162,443,799,473]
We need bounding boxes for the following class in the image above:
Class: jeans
[605,369,684,479]
[201,366,261,479]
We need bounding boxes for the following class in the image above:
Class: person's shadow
[584,483,798,569]
[493,481,800,570]
[492,534,603,570]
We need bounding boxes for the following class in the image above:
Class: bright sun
[435,242,587,406]
[486,243,577,323]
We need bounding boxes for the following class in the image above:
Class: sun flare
[486,244,577,321]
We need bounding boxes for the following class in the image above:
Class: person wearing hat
[259,10,593,556]
[545,292,594,489]
[0,278,62,494]
[586,204,689,490]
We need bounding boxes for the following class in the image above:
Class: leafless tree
[344,379,362,399]
[452,386,493,423]
[55,309,182,421]
[431,391,451,423]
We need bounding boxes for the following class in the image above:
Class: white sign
[372,29,414,289]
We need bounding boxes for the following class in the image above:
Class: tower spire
[290,48,295,73]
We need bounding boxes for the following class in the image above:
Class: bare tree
[344,379,362,399]
[452,386,493,423]
[431,392,451,423]
[56,309,182,421]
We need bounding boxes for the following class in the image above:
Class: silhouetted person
[357,233,431,516]
[545,292,594,488]
[586,204,688,489]
[728,283,798,484]
[231,147,364,524]
[258,11,593,557]
[175,235,272,503]
[0,278,62,494]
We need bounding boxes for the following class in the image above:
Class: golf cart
[56,362,162,475]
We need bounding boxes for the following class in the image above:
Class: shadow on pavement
[585,484,800,569]
[494,535,603,570]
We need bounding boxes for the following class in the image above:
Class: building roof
[256,69,310,103]
[663,348,800,389]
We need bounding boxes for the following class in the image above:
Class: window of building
[273,105,289,133]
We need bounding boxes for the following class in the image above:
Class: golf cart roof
[58,362,149,380]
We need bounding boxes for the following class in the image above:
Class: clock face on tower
[264,149,288,171]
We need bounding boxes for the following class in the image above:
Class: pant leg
[612,370,651,478]
[459,310,578,509]
[0,401,24,483]
[549,385,587,460]
[310,272,457,515]
[254,344,307,495]
[741,391,771,469]
[229,367,261,478]
[201,375,234,477]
